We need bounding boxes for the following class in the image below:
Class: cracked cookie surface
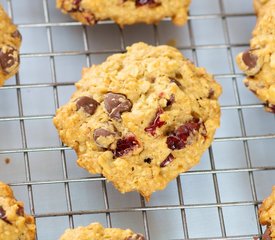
[59,222,145,240]
[57,0,191,26]
[236,0,275,113]
[53,42,222,200]
[0,4,21,86]
[0,181,36,240]
[259,186,275,240]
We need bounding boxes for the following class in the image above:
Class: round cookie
[259,186,275,240]
[236,0,275,113]
[56,0,191,27]
[59,222,145,240]
[0,181,36,240]
[53,42,222,200]
[0,4,22,86]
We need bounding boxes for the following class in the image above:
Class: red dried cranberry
[114,135,139,157]
[16,206,24,217]
[166,119,201,150]
[160,153,175,167]
[135,0,156,6]
[166,94,175,108]
[0,206,11,225]
[145,108,166,136]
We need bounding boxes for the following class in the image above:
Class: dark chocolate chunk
[170,78,182,88]
[104,93,132,120]
[242,49,258,70]
[0,47,19,74]
[160,153,175,168]
[144,158,152,164]
[76,96,99,115]
[93,128,115,148]
[166,94,175,107]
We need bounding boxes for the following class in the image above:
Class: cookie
[53,42,222,200]
[56,0,191,27]
[0,4,22,86]
[236,0,275,113]
[0,181,36,240]
[258,186,275,240]
[59,222,145,240]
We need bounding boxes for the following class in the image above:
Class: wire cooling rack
[1,0,275,239]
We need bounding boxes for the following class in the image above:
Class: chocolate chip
[76,96,99,115]
[242,50,258,69]
[160,153,175,168]
[125,234,145,240]
[0,47,19,74]
[16,206,24,217]
[144,158,152,164]
[104,93,132,120]
[170,78,182,88]
[93,128,115,148]
[0,206,11,225]
[11,30,22,40]
[166,94,175,107]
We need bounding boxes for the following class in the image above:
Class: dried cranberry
[166,94,175,108]
[135,0,156,6]
[166,119,201,150]
[160,153,175,167]
[67,0,82,12]
[145,108,166,136]
[114,135,139,157]
[16,206,24,217]
[0,206,11,225]
[265,102,275,113]
[261,227,272,240]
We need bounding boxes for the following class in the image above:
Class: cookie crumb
[4,158,11,164]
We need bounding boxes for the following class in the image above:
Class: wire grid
[0,0,275,239]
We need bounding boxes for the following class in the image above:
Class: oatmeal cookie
[53,42,222,200]
[259,186,275,240]
[236,0,275,113]
[57,0,191,27]
[0,181,36,240]
[0,4,22,86]
[59,222,144,240]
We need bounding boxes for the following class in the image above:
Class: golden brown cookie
[0,181,36,240]
[0,4,22,86]
[236,0,275,113]
[59,222,145,240]
[53,42,222,200]
[56,0,191,27]
[259,186,275,240]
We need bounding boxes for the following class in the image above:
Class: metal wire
[1,0,274,239]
